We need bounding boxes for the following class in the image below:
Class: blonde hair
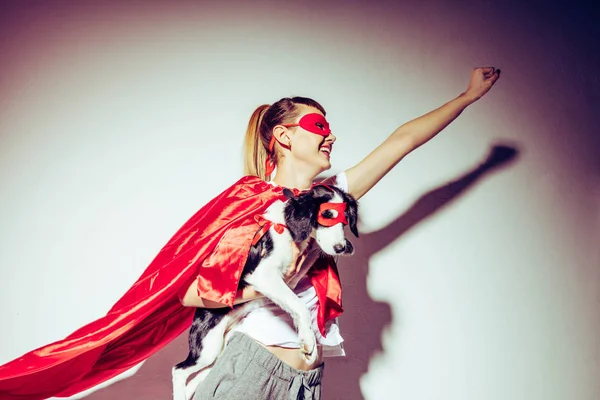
[243,97,326,181]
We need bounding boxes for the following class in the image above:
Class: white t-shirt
[234,172,348,357]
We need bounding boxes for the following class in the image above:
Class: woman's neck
[271,162,320,190]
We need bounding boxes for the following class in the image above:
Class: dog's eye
[321,210,337,219]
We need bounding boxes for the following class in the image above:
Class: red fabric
[265,136,277,177]
[252,214,286,246]
[317,202,348,226]
[282,113,331,135]
[0,176,344,400]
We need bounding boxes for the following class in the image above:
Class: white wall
[0,1,598,399]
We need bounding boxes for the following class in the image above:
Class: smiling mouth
[320,147,331,157]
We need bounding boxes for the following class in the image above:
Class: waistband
[228,332,324,387]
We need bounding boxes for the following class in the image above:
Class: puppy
[172,184,358,400]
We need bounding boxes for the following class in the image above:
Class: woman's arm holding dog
[345,67,501,200]
[179,243,305,308]
[178,277,264,308]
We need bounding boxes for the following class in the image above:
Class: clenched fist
[463,67,501,102]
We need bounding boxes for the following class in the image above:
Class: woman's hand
[463,67,501,102]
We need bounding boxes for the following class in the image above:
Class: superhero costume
[0,176,344,400]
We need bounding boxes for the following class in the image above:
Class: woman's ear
[272,126,292,150]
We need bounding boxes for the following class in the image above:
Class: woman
[182,67,501,399]
[0,67,500,400]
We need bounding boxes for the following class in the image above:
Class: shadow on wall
[323,143,519,400]
[85,143,519,400]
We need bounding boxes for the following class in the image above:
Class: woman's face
[284,104,336,173]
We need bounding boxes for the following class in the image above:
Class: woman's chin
[318,160,331,172]
[319,154,332,169]
[304,156,331,175]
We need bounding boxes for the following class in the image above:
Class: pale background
[0,0,598,399]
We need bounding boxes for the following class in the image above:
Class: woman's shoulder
[204,176,278,205]
[223,175,271,190]
[238,175,267,185]
[225,172,349,194]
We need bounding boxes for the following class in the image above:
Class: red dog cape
[0,176,343,400]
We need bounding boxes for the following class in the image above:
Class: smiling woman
[0,70,500,400]
[180,74,501,399]
[2,0,599,398]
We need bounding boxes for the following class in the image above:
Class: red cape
[0,176,343,400]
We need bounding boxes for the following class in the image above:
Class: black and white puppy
[172,184,359,400]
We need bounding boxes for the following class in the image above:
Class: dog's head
[283,184,358,256]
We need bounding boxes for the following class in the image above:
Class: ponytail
[243,104,270,180]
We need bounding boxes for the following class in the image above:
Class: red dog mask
[317,202,348,226]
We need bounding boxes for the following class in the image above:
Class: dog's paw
[300,342,318,365]
[298,330,317,365]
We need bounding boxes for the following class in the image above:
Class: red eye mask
[282,113,331,136]
[317,202,348,227]
[265,113,332,176]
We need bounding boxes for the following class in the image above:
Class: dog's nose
[333,244,345,254]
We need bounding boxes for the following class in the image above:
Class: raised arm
[345,67,501,200]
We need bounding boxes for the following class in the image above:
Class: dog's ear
[343,239,354,255]
[284,194,316,243]
[342,192,359,238]
[283,188,296,199]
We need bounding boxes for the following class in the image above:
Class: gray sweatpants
[193,332,324,400]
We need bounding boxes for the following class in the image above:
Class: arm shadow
[323,142,519,400]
